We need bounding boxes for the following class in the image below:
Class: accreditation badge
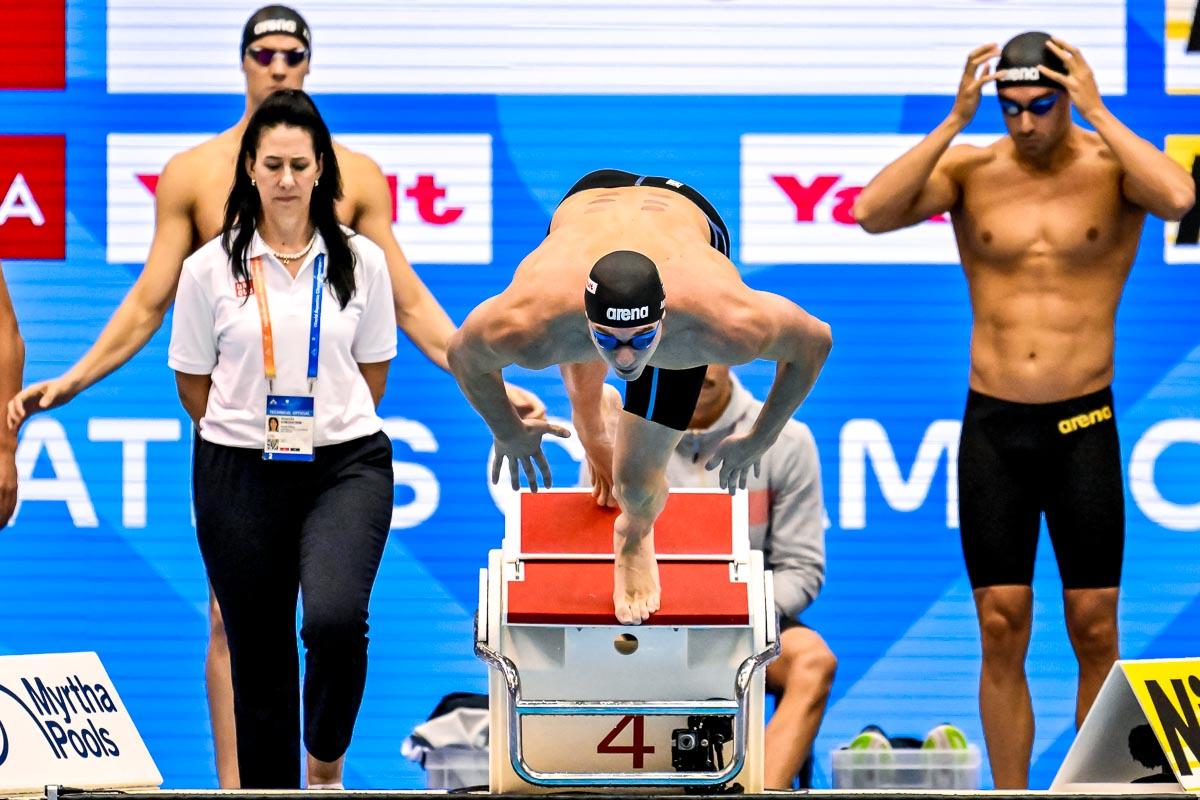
[264,394,315,461]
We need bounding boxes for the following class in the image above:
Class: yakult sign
[107,134,492,265]
[740,134,994,265]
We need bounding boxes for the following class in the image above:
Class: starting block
[475,489,778,792]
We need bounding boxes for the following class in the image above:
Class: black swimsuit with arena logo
[958,386,1124,589]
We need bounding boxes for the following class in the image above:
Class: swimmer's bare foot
[613,526,661,625]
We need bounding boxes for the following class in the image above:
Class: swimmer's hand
[491,419,571,492]
[950,43,1002,126]
[7,375,82,430]
[704,431,765,494]
[505,382,546,421]
[1041,39,1102,119]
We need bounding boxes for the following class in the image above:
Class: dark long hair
[221,88,356,308]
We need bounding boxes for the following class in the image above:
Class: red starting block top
[507,561,749,625]
[519,491,734,555]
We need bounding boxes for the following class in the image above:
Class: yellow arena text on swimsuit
[1058,405,1114,435]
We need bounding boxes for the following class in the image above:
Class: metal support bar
[475,627,779,787]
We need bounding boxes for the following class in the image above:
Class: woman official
[169,89,396,789]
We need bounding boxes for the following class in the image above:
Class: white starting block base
[476,490,777,793]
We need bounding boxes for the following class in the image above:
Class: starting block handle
[475,630,779,787]
[515,699,738,716]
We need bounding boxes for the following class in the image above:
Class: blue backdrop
[0,0,1198,789]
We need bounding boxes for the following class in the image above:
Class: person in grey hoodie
[582,365,835,788]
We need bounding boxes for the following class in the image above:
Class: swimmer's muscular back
[548,185,714,263]
[947,132,1146,403]
[497,186,764,369]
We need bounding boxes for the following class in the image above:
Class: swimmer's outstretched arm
[1041,39,1194,220]
[0,262,24,527]
[447,302,569,491]
[348,155,456,370]
[7,155,195,428]
[854,43,1000,233]
[332,152,547,418]
[705,294,831,492]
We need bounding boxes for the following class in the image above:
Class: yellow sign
[1165,135,1200,177]
[1122,658,1200,791]
[1164,136,1200,260]
[1166,0,1200,94]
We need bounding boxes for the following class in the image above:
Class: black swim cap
[996,31,1065,90]
[241,5,311,57]
[584,251,666,327]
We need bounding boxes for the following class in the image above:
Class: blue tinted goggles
[999,93,1059,117]
[592,327,659,351]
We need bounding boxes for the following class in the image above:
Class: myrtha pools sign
[0,652,160,792]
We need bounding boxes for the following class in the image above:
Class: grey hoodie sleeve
[764,421,827,619]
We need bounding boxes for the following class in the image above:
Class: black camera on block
[671,715,734,772]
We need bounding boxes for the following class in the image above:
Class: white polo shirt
[168,229,397,449]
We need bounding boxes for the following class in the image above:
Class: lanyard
[249,252,326,392]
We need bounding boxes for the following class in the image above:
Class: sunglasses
[246,46,308,67]
[592,327,659,351]
[999,93,1059,118]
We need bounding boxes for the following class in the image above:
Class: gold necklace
[269,232,317,263]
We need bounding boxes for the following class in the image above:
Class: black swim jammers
[958,386,1125,590]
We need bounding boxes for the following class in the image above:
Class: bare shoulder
[332,141,390,219]
[744,288,830,358]
[158,143,209,195]
[333,141,385,183]
[458,289,568,368]
[943,141,998,176]
[678,286,779,363]
[159,132,235,201]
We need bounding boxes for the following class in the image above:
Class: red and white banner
[740,133,992,265]
[0,1,65,90]
[0,136,66,260]
[107,134,491,264]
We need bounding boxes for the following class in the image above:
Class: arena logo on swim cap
[254,18,301,37]
[1002,66,1042,82]
[607,306,650,322]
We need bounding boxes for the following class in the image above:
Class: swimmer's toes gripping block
[476,489,779,791]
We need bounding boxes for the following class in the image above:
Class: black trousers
[193,431,393,788]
